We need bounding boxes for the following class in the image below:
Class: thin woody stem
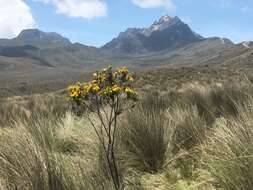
[111,95,121,188]
[95,95,110,137]
[87,116,118,189]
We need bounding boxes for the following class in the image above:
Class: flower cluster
[68,66,137,102]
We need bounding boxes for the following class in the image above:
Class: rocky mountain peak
[142,16,182,36]
[102,15,203,53]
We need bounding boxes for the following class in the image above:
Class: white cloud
[0,0,35,38]
[36,0,107,19]
[132,0,175,10]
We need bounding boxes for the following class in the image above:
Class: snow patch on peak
[142,16,181,36]
[159,15,173,22]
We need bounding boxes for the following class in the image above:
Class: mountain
[102,16,204,54]
[0,16,235,71]
[0,29,71,49]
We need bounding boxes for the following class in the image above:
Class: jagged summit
[152,15,176,26]
[102,15,203,53]
[142,16,181,36]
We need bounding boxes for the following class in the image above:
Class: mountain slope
[115,37,234,67]
[202,41,253,69]
[102,16,203,54]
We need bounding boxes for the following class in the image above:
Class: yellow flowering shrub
[67,66,138,190]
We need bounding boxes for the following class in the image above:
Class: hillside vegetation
[1,69,253,189]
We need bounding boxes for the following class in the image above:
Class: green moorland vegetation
[1,67,253,189]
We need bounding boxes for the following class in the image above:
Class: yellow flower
[125,87,132,93]
[125,87,137,100]
[68,84,81,98]
[97,73,106,83]
[92,84,100,93]
[125,87,137,95]
[117,67,129,75]
[126,75,134,82]
[92,79,99,85]
[112,84,121,94]
[83,83,92,95]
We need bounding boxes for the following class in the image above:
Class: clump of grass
[168,105,207,154]
[0,101,27,127]
[0,94,69,127]
[0,111,114,190]
[140,169,215,190]
[202,98,253,190]
[25,94,69,120]
[181,83,252,125]
[0,122,73,190]
[120,95,171,173]
[139,91,171,112]
[165,104,206,178]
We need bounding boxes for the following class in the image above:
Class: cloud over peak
[132,0,175,10]
[37,0,108,19]
[0,0,35,38]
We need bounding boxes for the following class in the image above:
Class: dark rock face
[102,16,204,54]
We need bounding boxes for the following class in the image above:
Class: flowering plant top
[68,66,137,102]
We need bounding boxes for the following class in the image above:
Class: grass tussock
[120,96,171,173]
[202,98,253,190]
[0,108,114,189]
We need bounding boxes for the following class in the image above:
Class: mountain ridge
[0,15,237,54]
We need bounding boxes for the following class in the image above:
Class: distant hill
[0,29,71,49]
[0,29,104,70]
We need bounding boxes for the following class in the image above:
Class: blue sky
[0,0,252,47]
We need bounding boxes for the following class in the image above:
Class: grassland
[1,67,253,190]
